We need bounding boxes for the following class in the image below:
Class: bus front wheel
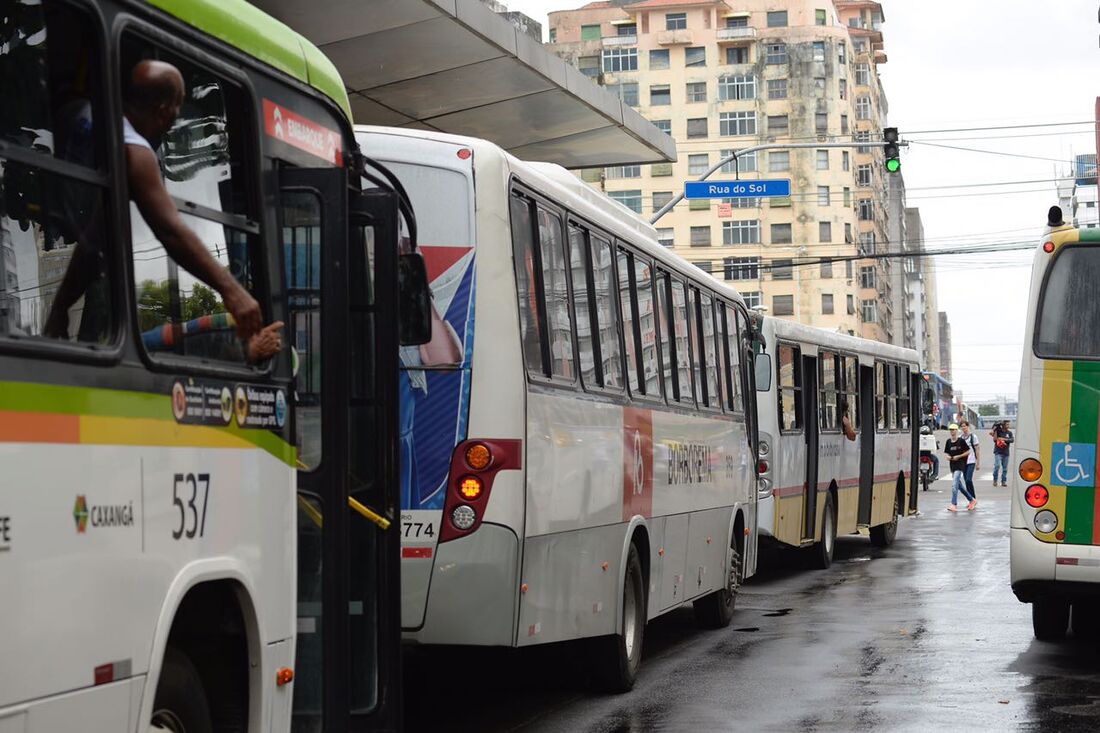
[591,543,645,693]
[151,647,213,733]
[870,490,900,547]
[694,543,742,629]
[810,493,837,569]
[1033,598,1070,641]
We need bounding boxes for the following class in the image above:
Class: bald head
[125,60,184,111]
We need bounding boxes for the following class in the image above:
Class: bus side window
[568,224,596,388]
[536,206,575,381]
[898,365,910,429]
[885,363,897,431]
[734,307,751,415]
[819,351,837,431]
[842,355,859,429]
[284,191,323,469]
[591,235,623,391]
[618,248,642,395]
[124,37,262,364]
[0,1,115,345]
[509,194,543,375]
[670,277,693,405]
[697,290,720,409]
[874,362,886,431]
[778,344,802,432]
[634,258,660,398]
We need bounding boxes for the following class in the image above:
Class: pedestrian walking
[990,421,1014,487]
[960,420,980,499]
[944,423,976,512]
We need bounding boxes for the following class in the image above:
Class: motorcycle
[919,453,935,491]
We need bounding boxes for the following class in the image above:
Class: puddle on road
[735,627,760,632]
[762,608,792,617]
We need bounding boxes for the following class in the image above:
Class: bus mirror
[399,253,432,346]
[755,353,772,392]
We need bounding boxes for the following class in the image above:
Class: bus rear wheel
[810,493,836,569]
[870,490,900,547]
[151,647,213,733]
[591,543,645,693]
[693,543,741,629]
[1032,598,1070,641]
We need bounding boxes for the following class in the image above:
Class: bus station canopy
[253,0,676,168]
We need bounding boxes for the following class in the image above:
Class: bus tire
[870,488,900,547]
[810,493,837,569]
[693,543,741,629]
[151,646,213,733]
[591,543,645,693]
[1032,598,1069,641]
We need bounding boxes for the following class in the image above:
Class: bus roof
[765,315,920,364]
[147,0,351,121]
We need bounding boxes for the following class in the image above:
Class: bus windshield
[1036,245,1100,358]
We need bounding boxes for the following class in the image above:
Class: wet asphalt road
[404,472,1100,732]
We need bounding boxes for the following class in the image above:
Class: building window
[765,43,788,64]
[842,151,850,171]
[549,28,556,43]
[857,164,872,187]
[651,162,673,176]
[855,130,871,153]
[841,114,850,134]
[690,226,711,246]
[727,16,748,28]
[650,49,670,70]
[838,41,847,64]
[773,294,794,315]
[719,74,756,100]
[847,293,856,314]
[666,12,687,30]
[650,84,671,105]
[606,82,639,106]
[767,78,788,99]
[688,153,709,175]
[608,190,642,213]
[603,47,638,73]
[820,258,833,278]
[767,10,788,27]
[812,41,826,62]
[816,150,829,170]
[814,77,827,95]
[726,46,749,64]
[685,46,706,67]
[743,291,763,309]
[605,164,641,179]
[854,39,867,55]
[725,196,760,209]
[687,118,708,139]
[844,223,853,243]
[724,256,760,281]
[657,228,674,247]
[581,24,601,41]
[686,82,707,103]
[815,112,828,134]
[855,63,870,86]
[772,259,793,280]
[771,223,792,244]
[819,221,832,242]
[856,96,872,120]
[843,187,852,207]
[581,167,602,182]
[839,78,848,100]
[618,23,637,36]
[689,198,709,211]
[768,114,789,136]
[652,191,673,211]
[860,266,876,288]
[861,299,877,323]
[578,56,600,78]
[723,220,760,244]
[769,150,790,172]
[693,260,713,274]
[720,149,757,173]
[860,232,876,254]
[822,293,834,314]
[858,199,873,220]
[817,186,831,206]
[720,111,756,136]
[816,9,828,25]
[653,119,672,134]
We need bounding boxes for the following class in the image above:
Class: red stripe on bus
[1056,557,1079,566]
[402,547,433,559]
[772,485,804,498]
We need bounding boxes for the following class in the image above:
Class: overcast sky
[503,0,1100,403]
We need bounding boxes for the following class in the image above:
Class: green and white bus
[0,0,425,730]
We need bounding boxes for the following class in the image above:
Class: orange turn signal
[1019,458,1043,482]
[1025,484,1049,508]
[465,443,492,470]
[459,476,483,500]
[276,667,294,686]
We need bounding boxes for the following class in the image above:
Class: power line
[908,141,1073,164]
[903,119,1098,135]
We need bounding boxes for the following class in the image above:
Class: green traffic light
[885,158,901,173]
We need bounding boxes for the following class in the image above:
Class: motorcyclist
[919,425,940,480]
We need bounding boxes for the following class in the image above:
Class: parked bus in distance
[920,371,956,429]
[1011,206,1100,641]
[753,315,921,567]
[357,126,760,691]
[0,1,426,729]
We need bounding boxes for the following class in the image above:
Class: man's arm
[126,145,261,339]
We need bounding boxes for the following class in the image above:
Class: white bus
[753,315,921,567]
[357,126,760,691]
[0,1,422,729]
[1010,207,1100,640]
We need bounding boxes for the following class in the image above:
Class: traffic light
[883,127,901,173]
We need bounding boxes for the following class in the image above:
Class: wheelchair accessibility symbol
[1052,442,1096,488]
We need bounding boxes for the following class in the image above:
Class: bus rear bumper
[1010,527,1100,602]
[402,523,519,647]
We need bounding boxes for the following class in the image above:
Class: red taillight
[1043,241,1055,253]
[758,460,769,475]
[276,667,294,686]
[438,439,523,544]
[457,148,472,160]
[1025,484,1049,508]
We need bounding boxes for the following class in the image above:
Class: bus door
[802,353,820,543]
[908,370,921,514]
[857,364,876,525]
[283,166,403,732]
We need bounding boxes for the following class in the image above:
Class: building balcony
[874,50,888,64]
[602,35,637,47]
[656,29,694,45]
[717,27,756,42]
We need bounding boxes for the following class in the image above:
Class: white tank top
[122,116,154,152]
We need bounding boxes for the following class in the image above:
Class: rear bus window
[1036,245,1100,358]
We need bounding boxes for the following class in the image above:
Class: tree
[977,404,999,417]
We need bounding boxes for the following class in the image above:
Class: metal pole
[649,140,907,224]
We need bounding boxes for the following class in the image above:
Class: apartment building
[548,0,899,339]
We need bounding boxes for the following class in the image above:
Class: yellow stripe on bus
[79,415,254,451]
[1038,361,1073,541]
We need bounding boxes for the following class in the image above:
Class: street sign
[683,179,791,199]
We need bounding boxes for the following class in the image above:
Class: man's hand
[247,321,284,363]
[223,283,262,339]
